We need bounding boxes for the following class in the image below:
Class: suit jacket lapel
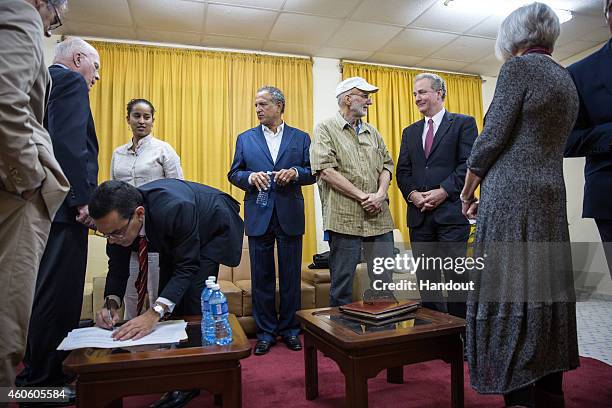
[275,125,294,164]
[427,111,452,160]
[413,119,426,160]
[253,126,274,165]
[599,41,612,96]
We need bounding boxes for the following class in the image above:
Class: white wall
[42,35,60,66]
[312,58,342,253]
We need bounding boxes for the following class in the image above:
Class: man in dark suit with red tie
[89,178,244,408]
[565,0,612,279]
[90,179,243,335]
[396,73,477,319]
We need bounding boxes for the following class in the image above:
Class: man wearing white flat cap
[310,77,396,306]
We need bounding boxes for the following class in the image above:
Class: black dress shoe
[149,389,200,408]
[254,340,275,355]
[283,335,302,351]
[18,385,76,407]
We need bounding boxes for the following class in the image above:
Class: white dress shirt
[247,122,298,184]
[407,108,446,202]
[421,108,446,149]
[262,122,284,163]
[110,134,183,187]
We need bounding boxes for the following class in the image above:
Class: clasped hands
[410,188,448,212]
[460,193,479,220]
[95,301,160,341]
[360,191,386,215]
[250,169,298,191]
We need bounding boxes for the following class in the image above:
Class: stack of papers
[57,320,188,350]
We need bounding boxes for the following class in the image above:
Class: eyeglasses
[349,92,371,100]
[94,214,133,239]
[48,2,62,32]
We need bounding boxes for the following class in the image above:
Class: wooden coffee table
[63,314,251,408]
[296,307,466,408]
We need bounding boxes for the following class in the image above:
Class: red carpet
[118,338,611,408]
[11,337,612,407]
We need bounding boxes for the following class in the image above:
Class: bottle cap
[211,283,220,291]
[207,276,216,282]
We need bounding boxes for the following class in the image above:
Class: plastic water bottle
[209,284,232,345]
[201,277,216,346]
[256,171,274,208]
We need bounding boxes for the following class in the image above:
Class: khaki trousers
[0,190,51,388]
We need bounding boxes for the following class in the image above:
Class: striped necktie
[135,236,148,315]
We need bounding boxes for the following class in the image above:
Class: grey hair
[414,73,447,100]
[53,37,96,63]
[48,0,68,12]
[257,86,285,113]
[495,2,560,62]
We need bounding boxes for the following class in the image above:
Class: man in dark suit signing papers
[89,178,244,408]
[228,86,315,355]
[396,73,477,319]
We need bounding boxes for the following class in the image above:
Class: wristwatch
[152,303,165,319]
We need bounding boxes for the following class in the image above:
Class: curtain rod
[341,59,483,79]
[71,35,312,60]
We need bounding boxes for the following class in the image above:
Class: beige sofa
[84,230,417,334]
[85,236,318,335]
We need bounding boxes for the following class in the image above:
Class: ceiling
[57,0,610,77]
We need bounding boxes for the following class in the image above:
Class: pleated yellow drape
[342,62,484,243]
[89,41,316,261]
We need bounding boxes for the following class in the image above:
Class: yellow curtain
[342,62,484,243]
[89,41,316,262]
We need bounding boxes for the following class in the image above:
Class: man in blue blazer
[396,73,477,319]
[565,1,612,279]
[16,37,100,393]
[228,86,315,355]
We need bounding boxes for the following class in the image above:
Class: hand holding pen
[95,297,120,330]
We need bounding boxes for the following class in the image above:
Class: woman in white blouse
[110,98,184,319]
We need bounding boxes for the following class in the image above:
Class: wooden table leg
[345,364,368,408]
[450,337,464,408]
[387,366,403,384]
[107,399,123,408]
[222,366,241,408]
[304,332,318,400]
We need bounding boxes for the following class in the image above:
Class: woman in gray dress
[459,3,579,407]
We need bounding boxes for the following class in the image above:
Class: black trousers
[171,256,219,317]
[16,222,88,387]
[409,213,470,319]
[595,219,612,280]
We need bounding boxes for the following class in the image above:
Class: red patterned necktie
[135,236,148,315]
[424,118,435,158]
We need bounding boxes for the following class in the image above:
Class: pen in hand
[104,298,115,331]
